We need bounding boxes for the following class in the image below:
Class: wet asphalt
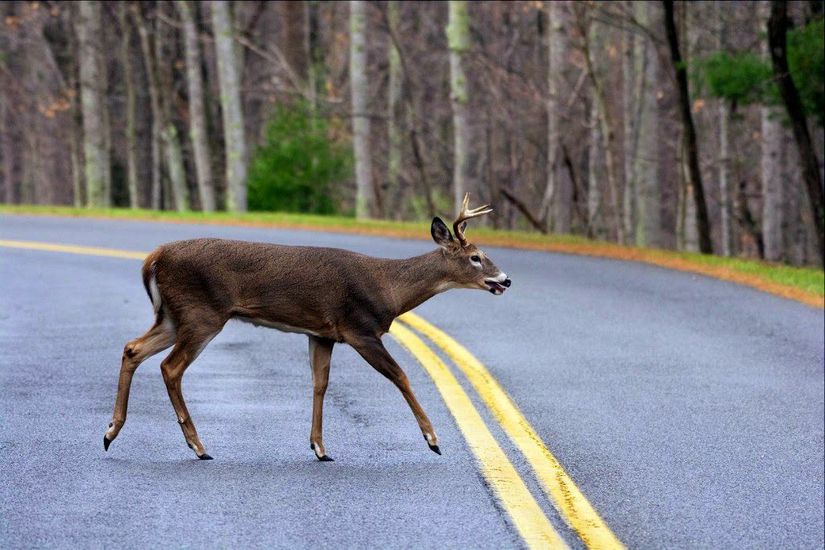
[0,214,822,549]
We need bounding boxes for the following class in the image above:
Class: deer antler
[453,193,493,247]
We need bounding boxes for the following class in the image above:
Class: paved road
[1,215,822,549]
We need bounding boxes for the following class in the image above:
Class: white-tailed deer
[104,194,510,461]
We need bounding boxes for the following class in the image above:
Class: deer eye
[470,255,481,263]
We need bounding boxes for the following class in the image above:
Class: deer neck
[384,250,454,316]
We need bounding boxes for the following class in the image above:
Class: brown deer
[103,194,510,461]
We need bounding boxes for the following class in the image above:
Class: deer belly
[235,316,323,337]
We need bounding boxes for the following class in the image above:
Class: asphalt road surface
[1,214,822,549]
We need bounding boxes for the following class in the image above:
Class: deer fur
[104,196,510,461]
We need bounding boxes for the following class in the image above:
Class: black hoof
[429,444,441,455]
[317,454,334,462]
[198,453,213,460]
[103,435,112,451]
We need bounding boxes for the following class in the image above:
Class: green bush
[788,18,824,126]
[247,103,352,214]
[695,18,823,125]
[697,51,772,106]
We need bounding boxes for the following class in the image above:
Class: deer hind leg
[308,336,335,462]
[160,323,221,460]
[350,336,440,455]
[104,316,176,450]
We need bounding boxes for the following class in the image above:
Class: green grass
[669,250,824,296]
[2,204,822,299]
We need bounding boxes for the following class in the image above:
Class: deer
[103,194,511,461]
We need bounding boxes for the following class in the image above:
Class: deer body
[148,239,458,341]
[104,196,510,461]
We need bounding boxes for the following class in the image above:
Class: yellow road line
[0,239,147,260]
[399,312,623,550]
[389,322,567,550]
[1,238,583,547]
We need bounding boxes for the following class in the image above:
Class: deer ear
[431,217,454,248]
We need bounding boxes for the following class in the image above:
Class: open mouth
[485,280,507,295]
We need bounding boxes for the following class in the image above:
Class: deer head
[430,193,511,295]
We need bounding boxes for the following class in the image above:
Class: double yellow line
[391,315,622,549]
[1,238,622,549]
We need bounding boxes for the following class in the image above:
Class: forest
[1,1,823,266]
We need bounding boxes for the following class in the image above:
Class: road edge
[2,208,822,309]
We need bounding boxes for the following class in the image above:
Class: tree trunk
[758,2,783,262]
[760,131,783,258]
[587,99,602,238]
[178,0,215,212]
[155,7,189,212]
[280,0,310,86]
[634,1,661,248]
[1,99,17,204]
[308,1,322,115]
[119,3,139,208]
[447,0,471,215]
[76,0,111,207]
[134,7,163,209]
[0,2,16,204]
[767,0,824,263]
[622,1,638,243]
[385,10,436,216]
[714,1,732,256]
[783,132,807,264]
[540,0,562,227]
[662,0,713,254]
[680,133,699,251]
[386,0,403,218]
[716,101,733,256]
[349,0,375,218]
[582,11,624,244]
[555,149,573,233]
[63,5,84,207]
[212,0,248,212]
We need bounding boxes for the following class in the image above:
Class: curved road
[1,215,822,548]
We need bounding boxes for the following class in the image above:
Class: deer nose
[503,278,511,287]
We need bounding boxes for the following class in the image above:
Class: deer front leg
[349,336,440,455]
[104,318,175,451]
[308,336,335,461]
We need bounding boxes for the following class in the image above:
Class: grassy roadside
[2,204,822,308]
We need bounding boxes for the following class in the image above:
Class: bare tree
[134,6,163,209]
[758,3,783,261]
[767,1,824,263]
[587,98,602,238]
[177,0,215,212]
[280,1,310,86]
[662,0,713,253]
[212,0,247,212]
[1,1,20,205]
[622,1,639,242]
[76,0,111,207]
[3,1,822,266]
[540,0,563,228]
[632,1,661,248]
[447,0,471,215]
[714,1,733,256]
[155,5,189,212]
[579,7,625,244]
[349,0,374,218]
[119,3,139,208]
[386,0,403,217]
[1,99,16,204]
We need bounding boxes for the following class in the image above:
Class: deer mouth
[485,280,508,295]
